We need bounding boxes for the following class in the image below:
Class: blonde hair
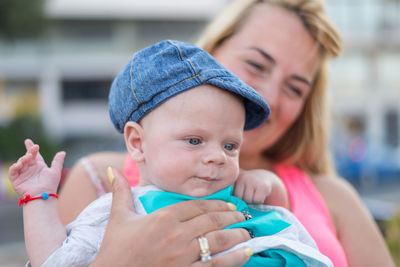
[197,0,342,176]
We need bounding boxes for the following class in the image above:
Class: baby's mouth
[196,176,216,182]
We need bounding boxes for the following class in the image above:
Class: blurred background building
[0,0,231,168]
[328,0,400,192]
[0,0,400,265]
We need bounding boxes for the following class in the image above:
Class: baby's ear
[124,121,145,163]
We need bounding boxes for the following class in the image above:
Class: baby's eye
[223,143,236,151]
[186,138,201,146]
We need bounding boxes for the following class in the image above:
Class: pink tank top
[123,156,348,266]
[275,164,348,267]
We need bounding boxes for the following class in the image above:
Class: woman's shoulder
[312,175,361,208]
[84,151,128,187]
[311,174,370,231]
[86,151,127,167]
[79,151,126,177]
[311,175,395,266]
[58,151,129,225]
[67,151,127,183]
[312,174,359,201]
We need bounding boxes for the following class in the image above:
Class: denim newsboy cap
[109,40,270,133]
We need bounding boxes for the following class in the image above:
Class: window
[62,79,111,102]
[385,110,399,147]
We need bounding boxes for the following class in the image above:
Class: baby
[9,40,332,267]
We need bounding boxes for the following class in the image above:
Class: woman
[59,0,394,266]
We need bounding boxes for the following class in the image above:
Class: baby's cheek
[157,160,188,182]
[233,161,240,178]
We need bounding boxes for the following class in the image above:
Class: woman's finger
[166,199,237,222]
[108,167,137,222]
[184,210,245,238]
[192,247,252,267]
[186,227,250,263]
[204,228,250,255]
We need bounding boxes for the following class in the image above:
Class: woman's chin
[243,131,270,147]
[245,121,271,136]
[241,135,275,157]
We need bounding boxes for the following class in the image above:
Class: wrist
[19,186,59,197]
[18,192,59,207]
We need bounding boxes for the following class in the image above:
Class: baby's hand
[8,139,66,197]
[233,169,289,208]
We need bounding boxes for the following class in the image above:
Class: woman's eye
[288,85,303,97]
[187,138,201,145]
[246,60,264,71]
[223,143,236,151]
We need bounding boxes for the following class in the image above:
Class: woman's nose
[256,80,280,112]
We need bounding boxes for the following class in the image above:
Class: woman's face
[213,4,321,164]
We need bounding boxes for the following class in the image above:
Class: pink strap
[122,155,140,187]
[80,157,107,196]
[275,164,336,232]
[275,164,348,267]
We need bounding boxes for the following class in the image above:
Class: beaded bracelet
[18,192,58,206]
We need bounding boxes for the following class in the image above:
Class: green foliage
[0,0,46,39]
[384,212,400,265]
[0,115,60,165]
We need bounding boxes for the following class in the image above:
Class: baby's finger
[24,139,35,150]
[18,151,34,166]
[27,145,40,159]
[8,162,21,178]
[25,140,46,163]
[50,151,66,174]
[20,147,39,167]
[31,144,46,163]
[254,186,270,204]
[243,187,255,204]
[233,183,244,200]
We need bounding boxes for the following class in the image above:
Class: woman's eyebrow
[249,46,311,86]
[292,74,311,86]
[248,46,276,65]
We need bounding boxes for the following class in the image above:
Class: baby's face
[139,84,245,197]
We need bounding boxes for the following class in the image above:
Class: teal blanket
[139,185,306,266]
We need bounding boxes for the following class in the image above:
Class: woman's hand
[91,168,252,267]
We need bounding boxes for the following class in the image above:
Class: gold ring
[198,236,212,262]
